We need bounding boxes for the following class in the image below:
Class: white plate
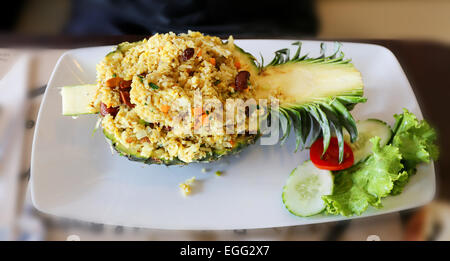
[30,40,435,229]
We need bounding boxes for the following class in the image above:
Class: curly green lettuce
[323,109,438,216]
[390,109,439,194]
[323,137,407,216]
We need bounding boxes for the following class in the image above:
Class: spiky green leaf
[265,41,351,68]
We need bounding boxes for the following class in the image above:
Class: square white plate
[30,40,435,229]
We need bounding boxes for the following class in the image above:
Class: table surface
[1,35,448,240]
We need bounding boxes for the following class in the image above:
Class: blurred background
[2,0,449,43]
[0,0,449,241]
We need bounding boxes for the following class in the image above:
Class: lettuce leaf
[323,137,406,216]
[390,109,439,194]
[392,109,438,166]
[323,109,438,216]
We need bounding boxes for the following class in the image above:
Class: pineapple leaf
[315,105,332,155]
[291,41,302,60]
[331,99,358,142]
[279,108,292,145]
[317,100,346,162]
[300,110,312,147]
[276,93,365,161]
[336,95,367,105]
[285,108,304,152]
[330,120,345,163]
[265,41,351,68]
[306,112,322,148]
[303,105,331,155]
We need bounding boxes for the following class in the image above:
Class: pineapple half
[61,40,365,165]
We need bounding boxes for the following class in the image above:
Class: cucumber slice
[345,119,392,164]
[282,160,333,217]
[61,84,99,116]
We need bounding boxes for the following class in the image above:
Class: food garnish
[310,137,354,171]
[322,110,438,216]
[282,160,333,217]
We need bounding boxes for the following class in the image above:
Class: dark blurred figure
[65,0,317,37]
[1,1,25,32]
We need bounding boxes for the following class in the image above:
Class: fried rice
[92,31,258,163]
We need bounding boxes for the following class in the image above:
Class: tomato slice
[310,137,354,171]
